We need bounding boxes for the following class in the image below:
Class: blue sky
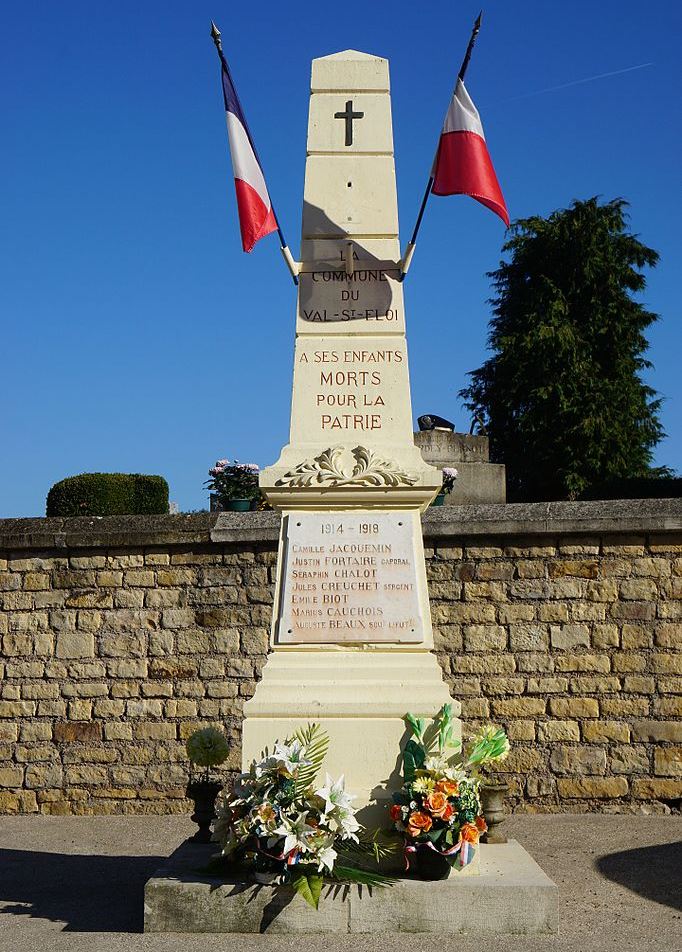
[2,0,680,516]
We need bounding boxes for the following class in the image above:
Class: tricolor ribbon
[252,838,301,866]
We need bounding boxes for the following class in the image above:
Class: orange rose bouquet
[388,705,508,877]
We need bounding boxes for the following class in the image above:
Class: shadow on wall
[298,201,398,325]
[596,841,682,912]
[0,848,163,932]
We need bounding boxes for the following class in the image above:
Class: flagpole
[399,11,483,282]
[210,22,299,286]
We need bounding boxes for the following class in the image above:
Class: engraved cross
[334,100,364,146]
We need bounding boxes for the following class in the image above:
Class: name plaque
[276,512,423,644]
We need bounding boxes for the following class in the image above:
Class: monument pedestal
[143,839,559,935]
[242,647,456,826]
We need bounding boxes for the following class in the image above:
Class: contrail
[503,63,654,102]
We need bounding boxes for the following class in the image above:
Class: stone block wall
[0,503,680,815]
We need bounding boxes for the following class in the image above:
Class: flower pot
[227,498,251,512]
[431,493,446,507]
[186,780,223,843]
[480,782,509,843]
[410,844,452,880]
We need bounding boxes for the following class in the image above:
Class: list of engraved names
[278,512,423,644]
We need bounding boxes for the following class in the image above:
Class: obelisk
[242,51,460,823]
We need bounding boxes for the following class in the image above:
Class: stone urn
[186,780,223,843]
[479,782,509,843]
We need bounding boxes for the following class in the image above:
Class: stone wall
[0,502,680,815]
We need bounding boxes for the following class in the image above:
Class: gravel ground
[0,814,680,952]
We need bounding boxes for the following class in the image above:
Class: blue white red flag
[432,79,509,227]
[220,61,277,252]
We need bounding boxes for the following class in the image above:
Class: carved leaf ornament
[276,446,418,488]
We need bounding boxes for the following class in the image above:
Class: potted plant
[471,727,512,843]
[388,706,509,878]
[431,467,458,506]
[186,727,230,842]
[211,723,393,907]
[205,458,260,512]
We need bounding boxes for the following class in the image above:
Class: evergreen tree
[460,198,664,501]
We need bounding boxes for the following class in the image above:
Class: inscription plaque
[277,512,423,644]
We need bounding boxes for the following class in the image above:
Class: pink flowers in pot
[205,458,260,505]
[441,467,458,495]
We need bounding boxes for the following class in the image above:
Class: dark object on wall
[46,473,169,517]
[580,477,682,501]
[418,414,456,432]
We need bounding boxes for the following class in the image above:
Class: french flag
[431,79,509,227]
[220,61,278,252]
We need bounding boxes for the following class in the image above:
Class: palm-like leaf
[292,723,329,795]
[337,829,400,865]
[330,865,394,888]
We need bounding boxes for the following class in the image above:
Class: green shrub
[579,476,682,501]
[46,473,169,517]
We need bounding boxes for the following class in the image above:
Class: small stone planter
[187,780,223,843]
[479,781,509,843]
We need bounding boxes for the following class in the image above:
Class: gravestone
[242,50,459,824]
[414,429,507,504]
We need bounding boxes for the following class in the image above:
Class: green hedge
[579,477,682,501]
[46,473,169,517]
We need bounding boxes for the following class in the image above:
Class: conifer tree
[460,198,664,501]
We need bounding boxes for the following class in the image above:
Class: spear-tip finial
[474,10,483,32]
[210,20,222,51]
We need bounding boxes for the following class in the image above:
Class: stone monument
[414,429,506,504]
[145,46,559,937]
[241,50,458,823]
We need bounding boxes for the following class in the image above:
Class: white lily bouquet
[212,724,391,908]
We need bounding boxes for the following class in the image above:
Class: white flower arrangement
[212,724,391,908]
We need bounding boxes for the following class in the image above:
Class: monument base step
[143,838,559,935]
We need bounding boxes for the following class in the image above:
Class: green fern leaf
[292,723,330,795]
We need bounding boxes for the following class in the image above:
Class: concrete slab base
[143,838,559,935]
